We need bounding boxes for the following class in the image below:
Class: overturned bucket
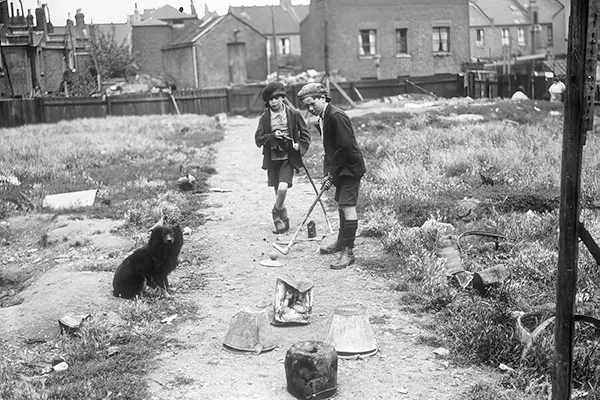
[325,304,377,358]
[223,307,277,354]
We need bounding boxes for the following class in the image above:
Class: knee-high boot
[330,219,357,269]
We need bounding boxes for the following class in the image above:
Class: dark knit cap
[262,81,287,102]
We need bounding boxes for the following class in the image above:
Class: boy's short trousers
[334,175,362,207]
[268,160,294,187]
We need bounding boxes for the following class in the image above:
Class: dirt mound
[0,215,134,341]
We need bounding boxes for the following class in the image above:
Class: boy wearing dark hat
[255,81,310,234]
[297,83,366,269]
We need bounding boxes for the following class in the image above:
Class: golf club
[272,184,328,255]
[280,135,334,234]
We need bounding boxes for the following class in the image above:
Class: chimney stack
[34,4,45,31]
[74,8,85,36]
[26,8,33,26]
[0,1,9,26]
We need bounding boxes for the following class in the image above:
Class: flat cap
[297,83,329,101]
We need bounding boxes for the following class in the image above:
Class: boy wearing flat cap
[298,82,366,269]
[255,81,310,234]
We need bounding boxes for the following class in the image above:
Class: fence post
[226,88,233,114]
[106,95,112,116]
[37,97,45,123]
[456,74,465,97]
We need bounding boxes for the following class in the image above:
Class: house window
[279,37,290,55]
[359,29,377,56]
[432,27,450,53]
[501,28,510,47]
[547,24,553,46]
[395,28,408,54]
[476,29,485,47]
[517,27,526,46]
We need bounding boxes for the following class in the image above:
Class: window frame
[432,26,450,53]
[501,28,510,47]
[395,28,408,55]
[279,37,290,55]
[476,28,485,47]
[547,24,553,46]
[358,29,377,57]
[517,27,526,46]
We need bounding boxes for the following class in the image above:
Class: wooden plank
[553,0,594,398]
[328,77,356,108]
[405,79,438,99]
[352,86,364,102]
[170,94,181,115]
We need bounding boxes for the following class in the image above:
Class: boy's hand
[274,130,284,140]
[292,142,299,151]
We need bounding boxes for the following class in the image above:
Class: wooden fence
[0,75,462,128]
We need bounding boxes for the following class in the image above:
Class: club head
[272,242,290,255]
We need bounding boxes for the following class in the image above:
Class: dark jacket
[317,104,366,179]
[255,105,310,171]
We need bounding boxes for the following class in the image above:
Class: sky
[15,0,310,24]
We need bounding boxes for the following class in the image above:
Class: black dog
[112,216,183,299]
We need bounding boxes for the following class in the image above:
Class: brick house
[162,13,268,88]
[131,4,200,79]
[229,0,308,74]
[0,1,90,97]
[469,0,567,63]
[300,0,471,80]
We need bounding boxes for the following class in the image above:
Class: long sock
[344,220,358,248]
[338,209,346,243]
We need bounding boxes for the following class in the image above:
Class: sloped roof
[229,4,309,35]
[470,0,564,27]
[133,18,170,27]
[162,15,223,49]
[148,4,196,21]
[163,13,265,50]
[513,0,564,23]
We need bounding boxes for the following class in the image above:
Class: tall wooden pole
[270,2,279,80]
[553,0,595,398]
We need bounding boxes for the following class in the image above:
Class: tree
[88,26,137,86]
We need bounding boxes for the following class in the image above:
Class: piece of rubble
[58,314,91,335]
[43,189,98,210]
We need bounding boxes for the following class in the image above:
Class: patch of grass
[354,101,600,398]
[0,115,223,229]
[0,296,199,400]
[434,288,522,367]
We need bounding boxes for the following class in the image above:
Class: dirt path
[145,115,495,399]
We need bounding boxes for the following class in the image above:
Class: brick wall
[195,15,267,87]
[301,0,470,79]
[132,25,173,79]
[42,49,66,93]
[2,47,33,97]
[163,46,195,88]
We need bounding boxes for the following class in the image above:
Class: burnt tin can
[307,220,317,238]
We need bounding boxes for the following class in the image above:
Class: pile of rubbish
[264,69,348,86]
[103,74,173,97]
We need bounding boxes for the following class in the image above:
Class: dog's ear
[149,216,165,232]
